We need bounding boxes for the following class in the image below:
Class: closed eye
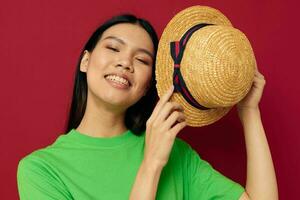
[106,46,119,52]
[136,58,150,65]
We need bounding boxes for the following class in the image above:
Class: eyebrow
[103,36,154,59]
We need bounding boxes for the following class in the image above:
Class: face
[80,23,154,111]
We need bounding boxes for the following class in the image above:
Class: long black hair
[65,14,159,136]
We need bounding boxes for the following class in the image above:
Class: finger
[254,69,265,79]
[253,76,265,86]
[253,76,266,84]
[155,102,184,124]
[164,110,186,130]
[149,85,174,122]
[169,121,187,138]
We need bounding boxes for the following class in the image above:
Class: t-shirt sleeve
[179,141,245,200]
[17,154,73,200]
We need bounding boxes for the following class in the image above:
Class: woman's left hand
[237,68,266,118]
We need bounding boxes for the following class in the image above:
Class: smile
[105,75,131,90]
[105,75,130,86]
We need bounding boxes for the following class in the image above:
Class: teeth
[106,75,129,86]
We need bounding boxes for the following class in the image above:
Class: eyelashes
[136,58,149,65]
[105,46,151,66]
[106,46,119,52]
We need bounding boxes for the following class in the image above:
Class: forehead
[100,23,154,53]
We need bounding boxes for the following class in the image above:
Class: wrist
[238,106,261,123]
[130,159,163,200]
[141,159,164,174]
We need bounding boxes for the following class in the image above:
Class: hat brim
[155,6,234,127]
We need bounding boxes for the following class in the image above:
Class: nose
[116,54,134,73]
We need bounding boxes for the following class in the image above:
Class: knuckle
[172,102,180,107]
[174,102,181,107]
[152,121,159,128]
[171,111,182,120]
[170,110,178,118]
[181,114,186,121]
[173,102,183,110]
[167,102,176,110]
[174,111,181,118]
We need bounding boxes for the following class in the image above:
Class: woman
[17,14,278,200]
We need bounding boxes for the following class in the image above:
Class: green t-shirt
[17,129,245,199]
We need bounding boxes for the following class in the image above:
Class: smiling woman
[67,15,159,137]
[77,23,156,137]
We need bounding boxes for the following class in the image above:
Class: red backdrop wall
[1,0,298,199]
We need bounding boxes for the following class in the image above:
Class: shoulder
[17,143,73,199]
[17,134,67,174]
[17,149,55,192]
[173,137,199,158]
[17,136,69,190]
[17,146,53,177]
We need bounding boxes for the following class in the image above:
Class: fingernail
[170,85,174,91]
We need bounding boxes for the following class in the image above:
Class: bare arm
[130,68,279,199]
[129,85,186,199]
[129,160,163,200]
[237,69,278,200]
[238,108,278,200]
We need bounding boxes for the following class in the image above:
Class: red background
[1,0,299,199]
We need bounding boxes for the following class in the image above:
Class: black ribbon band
[170,23,214,110]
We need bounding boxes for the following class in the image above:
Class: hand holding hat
[237,69,266,120]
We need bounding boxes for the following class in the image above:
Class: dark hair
[65,14,159,136]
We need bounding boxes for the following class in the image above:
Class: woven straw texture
[155,6,256,127]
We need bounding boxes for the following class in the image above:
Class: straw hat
[155,6,256,127]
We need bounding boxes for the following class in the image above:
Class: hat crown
[181,25,256,108]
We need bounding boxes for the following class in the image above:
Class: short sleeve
[17,155,73,200]
[187,148,245,200]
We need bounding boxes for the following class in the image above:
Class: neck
[76,94,128,138]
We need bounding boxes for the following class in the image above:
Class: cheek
[86,63,99,83]
[136,67,152,89]
[90,54,109,71]
[85,61,107,92]
[86,53,112,79]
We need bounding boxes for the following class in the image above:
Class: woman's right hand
[143,85,187,169]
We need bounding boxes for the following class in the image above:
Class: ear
[80,50,90,72]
